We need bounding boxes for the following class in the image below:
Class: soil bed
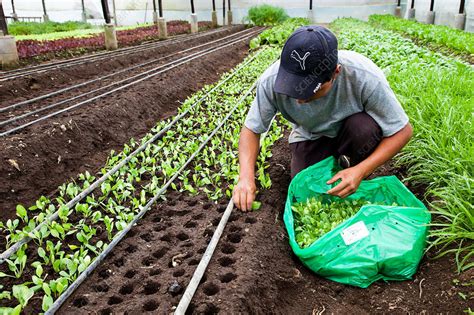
[60,133,471,314]
[0,25,250,222]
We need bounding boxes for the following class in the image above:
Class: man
[233,25,413,211]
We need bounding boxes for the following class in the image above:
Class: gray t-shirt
[244,50,409,143]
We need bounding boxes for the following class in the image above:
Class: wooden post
[0,2,8,35]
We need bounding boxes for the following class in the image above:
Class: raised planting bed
[369,15,474,63]
[15,20,213,62]
[0,47,283,313]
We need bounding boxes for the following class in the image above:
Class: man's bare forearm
[356,123,413,178]
[238,127,261,180]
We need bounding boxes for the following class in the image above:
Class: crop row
[16,21,213,59]
[0,47,283,313]
[330,18,473,271]
[369,15,474,58]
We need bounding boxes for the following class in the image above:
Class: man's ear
[335,64,342,74]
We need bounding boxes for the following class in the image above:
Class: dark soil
[0,26,251,222]
[59,133,472,314]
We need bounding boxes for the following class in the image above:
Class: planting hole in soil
[107,295,123,306]
[218,256,236,267]
[143,300,159,312]
[219,272,238,284]
[143,281,161,295]
[152,247,169,259]
[221,243,236,254]
[119,284,134,295]
[124,270,136,279]
[202,283,220,296]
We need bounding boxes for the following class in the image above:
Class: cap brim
[274,66,324,100]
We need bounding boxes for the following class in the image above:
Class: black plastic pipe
[158,0,163,17]
[228,0,231,11]
[212,0,216,11]
[101,0,111,24]
[223,0,226,21]
[0,2,8,35]
[397,0,401,6]
[459,0,465,14]
[411,0,415,9]
[310,0,313,10]
[190,0,195,14]
[41,0,47,15]
[11,0,17,16]
[152,0,157,13]
[430,0,434,11]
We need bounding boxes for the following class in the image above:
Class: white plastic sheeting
[2,0,473,31]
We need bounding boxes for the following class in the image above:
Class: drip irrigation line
[44,82,258,315]
[0,27,256,115]
[0,26,229,79]
[0,30,260,138]
[0,50,264,265]
[174,118,273,315]
[0,27,233,81]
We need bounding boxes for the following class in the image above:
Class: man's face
[297,65,341,104]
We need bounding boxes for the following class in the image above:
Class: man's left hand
[326,166,365,198]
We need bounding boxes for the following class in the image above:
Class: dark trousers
[290,112,383,178]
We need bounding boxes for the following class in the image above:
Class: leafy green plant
[292,197,371,248]
[245,5,289,26]
[369,15,474,56]
[330,18,473,272]
[250,18,309,49]
[9,21,93,36]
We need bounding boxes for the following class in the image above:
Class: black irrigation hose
[44,82,258,315]
[0,27,256,115]
[0,27,233,81]
[0,30,261,137]
[0,50,264,265]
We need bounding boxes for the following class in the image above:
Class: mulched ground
[0,26,250,222]
[59,133,472,314]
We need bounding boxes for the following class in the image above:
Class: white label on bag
[341,221,369,246]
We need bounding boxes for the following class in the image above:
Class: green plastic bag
[283,157,431,288]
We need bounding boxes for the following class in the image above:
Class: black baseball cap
[274,25,338,100]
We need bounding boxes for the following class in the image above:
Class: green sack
[283,157,431,288]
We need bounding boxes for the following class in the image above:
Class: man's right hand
[233,177,257,212]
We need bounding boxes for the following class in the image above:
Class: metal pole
[310,0,313,10]
[112,0,117,26]
[212,0,216,11]
[430,0,434,11]
[411,0,415,9]
[101,0,111,24]
[41,0,47,15]
[190,0,195,14]
[158,0,163,17]
[0,2,8,35]
[459,0,465,14]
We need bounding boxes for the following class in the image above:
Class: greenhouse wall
[2,0,473,32]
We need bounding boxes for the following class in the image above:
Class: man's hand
[326,166,365,198]
[233,178,257,212]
